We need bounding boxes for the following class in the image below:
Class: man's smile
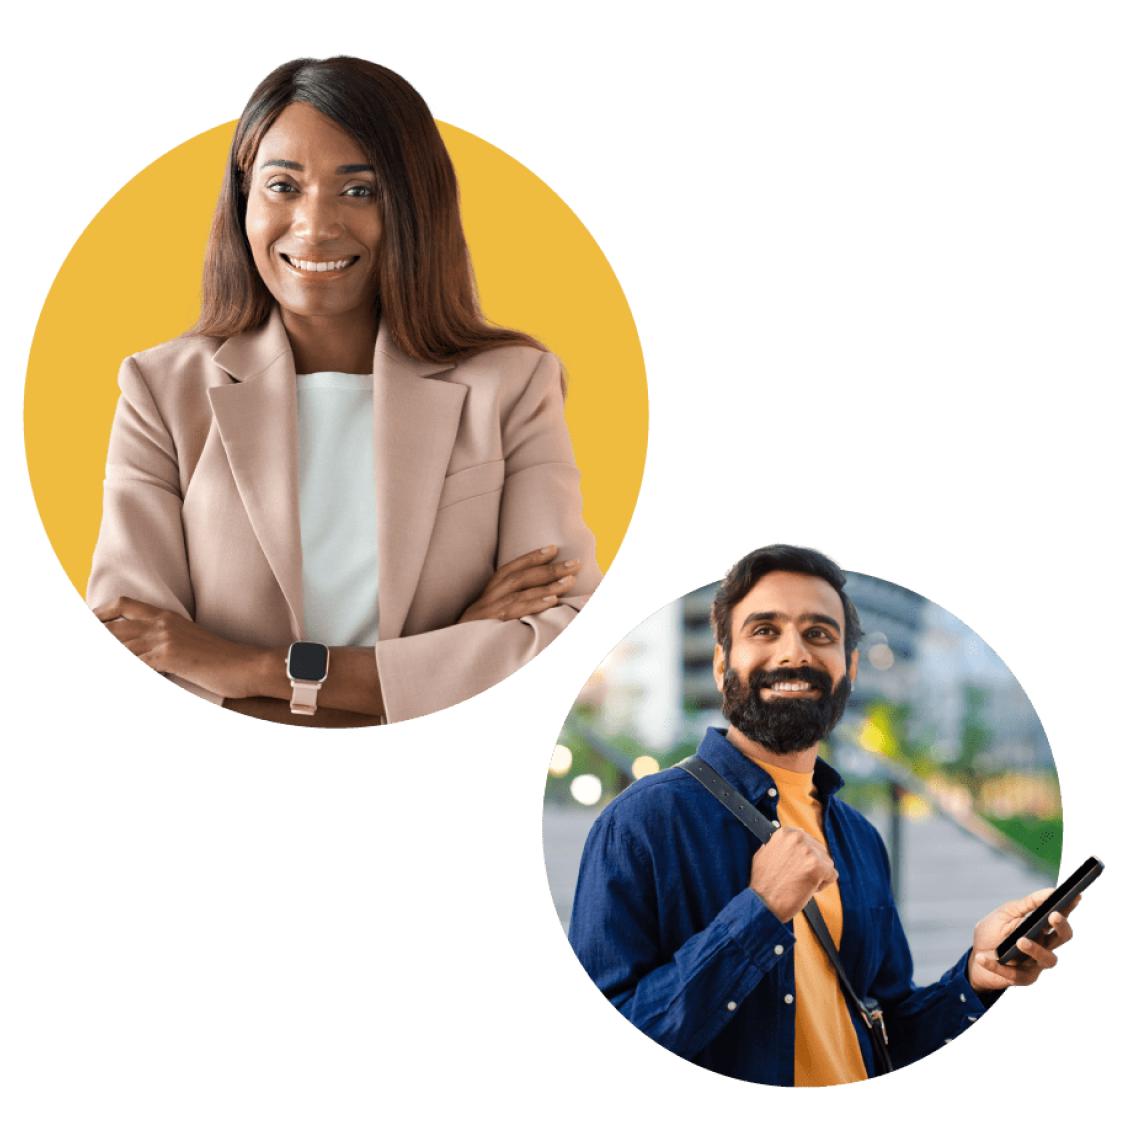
[761,681,821,699]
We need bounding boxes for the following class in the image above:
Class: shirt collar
[695,727,844,803]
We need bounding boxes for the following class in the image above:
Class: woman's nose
[291,191,344,243]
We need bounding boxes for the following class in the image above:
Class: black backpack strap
[678,755,780,843]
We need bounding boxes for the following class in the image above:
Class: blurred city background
[544,572,1061,985]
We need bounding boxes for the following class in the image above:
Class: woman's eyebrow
[257,159,375,174]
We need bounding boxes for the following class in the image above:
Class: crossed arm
[93,544,582,726]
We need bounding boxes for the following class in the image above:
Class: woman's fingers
[492,576,577,619]
[486,547,581,604]
[485,545,558,588]
[456,546,582,625]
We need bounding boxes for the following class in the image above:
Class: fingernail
[544,596,557,603]
[558,576,574,585]
[541,546,555,554]
[565,558,581,568]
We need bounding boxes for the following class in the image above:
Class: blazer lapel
[205,309,465,644]
[372,325,464,640]
[208,311,305,638]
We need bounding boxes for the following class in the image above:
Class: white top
[295,372,379,647]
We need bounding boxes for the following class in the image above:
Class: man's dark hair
[710,545,862,666]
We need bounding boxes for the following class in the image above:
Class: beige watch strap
[290,680,322,715]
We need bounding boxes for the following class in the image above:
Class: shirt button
[959,993,967,1003]
[774,945,784,956]
[967,1016,977,1022]
[727,1001,737,1011]
[767,788,777,797]
[784,994,794,1004]
[771,820,781,829]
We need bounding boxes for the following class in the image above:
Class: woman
[86,57,600,726]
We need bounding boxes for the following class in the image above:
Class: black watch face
[288,641,329,682]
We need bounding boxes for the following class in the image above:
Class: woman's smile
[279,253,362,276]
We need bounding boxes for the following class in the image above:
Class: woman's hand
[93,596,268,700]
[457,545,581,624]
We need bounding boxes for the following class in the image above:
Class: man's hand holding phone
[966,854,1102,994]
[967,889,1079,993]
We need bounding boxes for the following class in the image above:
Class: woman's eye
[262,181,374,197]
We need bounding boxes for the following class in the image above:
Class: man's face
[713,571,859,755]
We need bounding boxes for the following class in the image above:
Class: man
[568,545,1074,1086]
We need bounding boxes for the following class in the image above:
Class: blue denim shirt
[568,728,993,1084]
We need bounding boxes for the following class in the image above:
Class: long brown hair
[192,57,544,363]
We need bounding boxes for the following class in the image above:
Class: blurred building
[681,583,720,717]
[843,572,927,709]
[585,599,684,751]
[910,599,1051,771]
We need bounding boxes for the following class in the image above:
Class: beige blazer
[86,308,601,722]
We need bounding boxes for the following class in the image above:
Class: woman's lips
[280,253,360,275]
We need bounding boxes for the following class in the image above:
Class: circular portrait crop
[25,55,647,728]
[544,543,1084,1087]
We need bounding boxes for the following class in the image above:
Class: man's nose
[777,627,814,667]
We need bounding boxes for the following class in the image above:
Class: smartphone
[995,855,1104,965]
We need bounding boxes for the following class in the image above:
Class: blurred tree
[942,685,994,798]
[856,696,1060,870]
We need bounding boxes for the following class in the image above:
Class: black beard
[721,664,851,756]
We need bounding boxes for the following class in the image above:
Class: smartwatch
[286,641,330,715]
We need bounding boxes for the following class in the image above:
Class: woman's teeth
[285,255,354,272]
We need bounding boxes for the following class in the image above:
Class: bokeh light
[570,774,603,806]
[547,740,572,777]
[632,755,660,780]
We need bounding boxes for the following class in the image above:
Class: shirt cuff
[951,949,1001,1018]
[717,887,796,969]
[959,949,1005,1011]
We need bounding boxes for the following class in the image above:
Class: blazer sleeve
[86,356,224,705]
[373,350,602,722]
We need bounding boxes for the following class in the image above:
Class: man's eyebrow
[739,610,842,634]
[257,159,376,174]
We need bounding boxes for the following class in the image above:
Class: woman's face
[244,101,383,326]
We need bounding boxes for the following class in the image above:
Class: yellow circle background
[25,121,647,595]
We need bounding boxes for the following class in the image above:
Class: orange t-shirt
[754,759,868,1087]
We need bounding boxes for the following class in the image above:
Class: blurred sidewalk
[543,799,1055,986]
